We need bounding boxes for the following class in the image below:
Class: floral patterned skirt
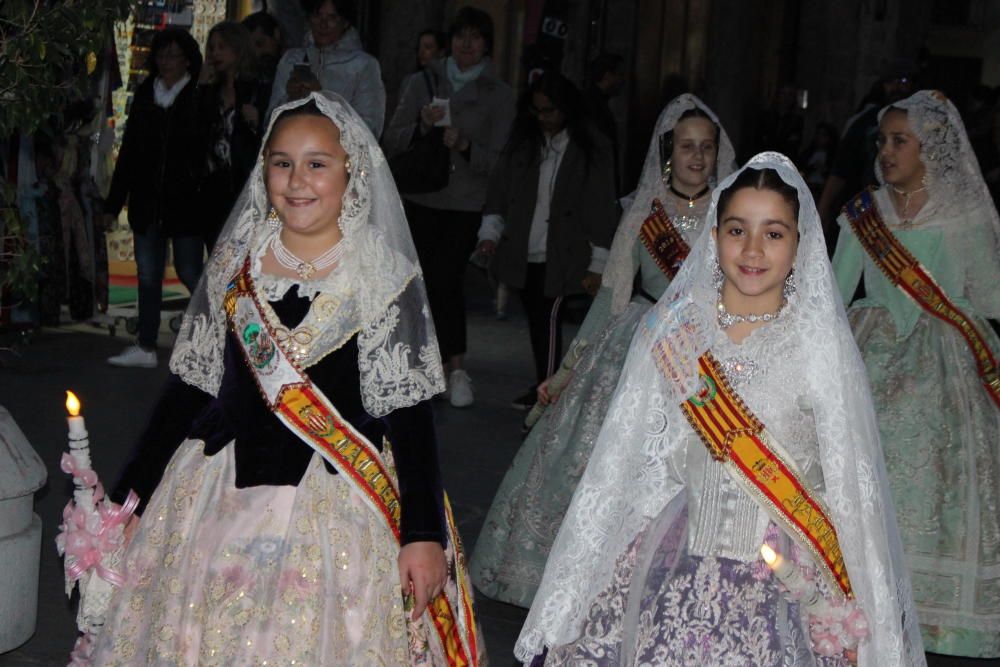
[90,440,413,666]
[545,498,847,667]
[850,307,1000,657]
[470,302,648,608]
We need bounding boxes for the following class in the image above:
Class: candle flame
[66,391,81,417]
[760,544,779,567]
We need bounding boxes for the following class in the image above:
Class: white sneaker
[449,369,474,408]
[108,344,157,368]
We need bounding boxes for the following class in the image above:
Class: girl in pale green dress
[469,95,735,607]
[832,90,1000,657]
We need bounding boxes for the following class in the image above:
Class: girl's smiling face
[713,187,798,313]
[670,116,718,194]
[265,114,350,242]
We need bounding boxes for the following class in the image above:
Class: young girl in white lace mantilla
[516,153,925,667]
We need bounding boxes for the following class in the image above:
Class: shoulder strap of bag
[421,68,436,100]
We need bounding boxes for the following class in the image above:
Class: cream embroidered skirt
[90,439,412,666]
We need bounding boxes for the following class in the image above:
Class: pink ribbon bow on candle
[58,489,139,587]
[60,453,98,488]
[98,490,139,530]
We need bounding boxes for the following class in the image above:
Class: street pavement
[0,269,995,667]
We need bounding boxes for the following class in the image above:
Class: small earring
[267,207,282,231]
[921,171,929,187]
[344,158,352,174]
[783,269,796,299]
[661,159,672,184]
[712,259,725,291]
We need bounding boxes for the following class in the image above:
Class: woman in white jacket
[267,0,385,137]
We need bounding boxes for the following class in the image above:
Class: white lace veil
[602,94,736,314]
[170,92,445,416]
[875,89,1000,239]
[516,153,925,665]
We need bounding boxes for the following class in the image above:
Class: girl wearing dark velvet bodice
[89,93,474,666]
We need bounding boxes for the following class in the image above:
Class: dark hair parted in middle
[449,6,495,54]
[658,106,720,170]
[267,100,329,145]
[300,0,357,26]
[716,167,800,224]
[506,71,594,166]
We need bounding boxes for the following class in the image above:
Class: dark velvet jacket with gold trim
[111,286,445,545]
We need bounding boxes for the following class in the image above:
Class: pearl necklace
[271,233,345,280]
[716,298,786,329]
[890,184,927,228]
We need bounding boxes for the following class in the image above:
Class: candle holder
[760,543,868,658]
[56,391,139,667]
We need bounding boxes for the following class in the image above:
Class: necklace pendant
[296,262,316,280]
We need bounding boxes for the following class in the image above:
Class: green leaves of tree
[0,0,134,137]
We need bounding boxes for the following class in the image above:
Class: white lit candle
[760,543,826,612]
[65,391,93,481]
[66,391,87,440]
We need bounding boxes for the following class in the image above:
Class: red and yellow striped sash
[279,385,403,539]
[639,198,691,280]
[656,347,854,598]
[427,495,478,667]
[845,188,1000,409]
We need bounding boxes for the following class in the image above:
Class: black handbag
[389,70,451,195]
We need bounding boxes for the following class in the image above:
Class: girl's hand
[844,649,858,666]
[398,541,447,620]
[537,377,556,406]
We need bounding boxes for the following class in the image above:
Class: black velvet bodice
[112,286,445,545]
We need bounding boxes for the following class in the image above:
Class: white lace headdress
[516,152,925,665]
[602,93,736,315]
[170,92,445,416]
[875,89,1000,239]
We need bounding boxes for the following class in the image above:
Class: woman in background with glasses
[266,0,385,136]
